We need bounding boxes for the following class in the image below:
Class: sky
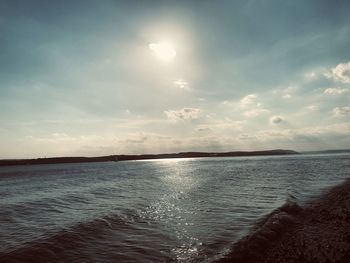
[0,0,350,158]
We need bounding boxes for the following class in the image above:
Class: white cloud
[238,134,258,141]
[239,94,270,117]
[164,108,202,121]
[284,86,298,93]
[282,94,292,99]
[240,94,258,107]
[305,71,318,80]
[332,106,350,117]
[236,123,350,145]
[243,108,270,118]
[304,67,333,82]
[270,116,284,124]
[173,79,189,90]
[325,61,350,84]
[324,87,350,94]
[273,85,298,99]
[305,105,319,111]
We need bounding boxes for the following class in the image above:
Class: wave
[0,210,174,263]
[217,179,350,263]
[216,200,303,263]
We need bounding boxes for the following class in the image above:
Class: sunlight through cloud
[149,41,176,63]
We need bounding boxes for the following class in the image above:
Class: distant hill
[0,149,299,167]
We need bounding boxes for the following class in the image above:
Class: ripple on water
[0,154,349,262]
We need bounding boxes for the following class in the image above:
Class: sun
[149,41,176,63]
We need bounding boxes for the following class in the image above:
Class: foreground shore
[219,179,350,263]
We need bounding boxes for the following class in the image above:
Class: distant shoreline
[0,149,298,167]
[301,149,350,154]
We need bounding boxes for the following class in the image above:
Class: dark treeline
[0,149,298,166]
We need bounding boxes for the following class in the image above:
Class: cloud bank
[164,108,202,121]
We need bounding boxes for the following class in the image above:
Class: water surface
[0,153,349,262]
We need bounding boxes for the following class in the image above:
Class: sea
[0,153,349,262]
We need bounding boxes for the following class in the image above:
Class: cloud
[126,139,145,144]
[305,71,318,80]
[304,67,330,81]
[332,106,350,117]
[239,94,269,117]
[243,108,270,118]
[240,94,258,107]
[270,116,284,124]
[52,132,69,138]
[238,134,258,141]
[196,127,211,132]
[325,61,350,84]
[282,94,292,99]
[282,86,297,99]
[305,105,319,111]
[196,119,246,134]
[273,85,298,99]
[236,123,350,146]
[173,79,189,90]
[324,87,350,94]
[164,108,202,121]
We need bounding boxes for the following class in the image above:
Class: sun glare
[149,41,176,62]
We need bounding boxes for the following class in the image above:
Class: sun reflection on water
[138,159,202,262]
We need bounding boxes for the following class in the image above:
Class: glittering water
[0,153,349,262]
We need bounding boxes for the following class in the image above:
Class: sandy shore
[219,179,350,263]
